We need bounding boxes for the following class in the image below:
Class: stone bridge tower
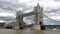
[34,3,43,25]
[13,10,23,29]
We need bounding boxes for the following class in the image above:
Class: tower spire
[36,3,40,7]
[37,3,40,6]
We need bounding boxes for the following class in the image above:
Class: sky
[0,0,60,25]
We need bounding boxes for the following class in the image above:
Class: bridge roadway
[23,11,34,17]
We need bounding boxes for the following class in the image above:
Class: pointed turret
[37,3,40,7]
[36,3,40,10]
[34,3,43,25]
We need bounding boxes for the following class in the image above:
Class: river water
[0,29,60,34]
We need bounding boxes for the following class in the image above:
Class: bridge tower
[34,3,43,25]
[14,10,23,29]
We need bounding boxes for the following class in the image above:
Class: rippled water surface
[0,29,60,34]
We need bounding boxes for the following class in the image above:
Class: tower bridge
[15,3,43,30]
[13,3,60,30]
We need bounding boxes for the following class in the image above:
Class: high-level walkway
[23,11,60,25]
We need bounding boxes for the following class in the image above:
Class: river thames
[0,29,60,34]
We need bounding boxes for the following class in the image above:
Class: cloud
[0,8,16,22]
[23,15,34,25]
[54,0,60,2]
[43,16,60,25]
[0,16,15,21]
[23,16,34,24]
[0,0,21,11]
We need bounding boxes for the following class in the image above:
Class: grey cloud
[44,10,60,17]
[43,14,60,25]
[23,6,33,11]
[0,1,16,11]
[0,0,33,12]
[44,7,60,13]
[0,0,30,12]
[43,16,60,25]
[0,16,15,21]
[0,8,16,13]
[38,0,41,1]
[54,0,60,2]
[0,0,21,11]
[24,15,34,21]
